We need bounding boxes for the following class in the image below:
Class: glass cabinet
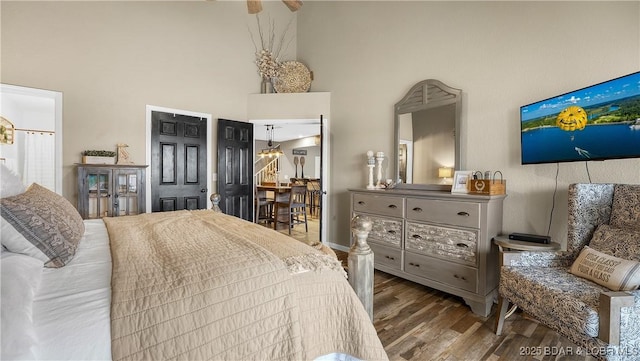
[77,164,147,219]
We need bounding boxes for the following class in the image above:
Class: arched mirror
[393,79,462,190]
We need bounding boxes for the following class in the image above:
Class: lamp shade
[438,167,453,178]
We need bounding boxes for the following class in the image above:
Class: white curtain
[23,132,55,191]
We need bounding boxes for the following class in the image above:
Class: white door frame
[145,105,212,213]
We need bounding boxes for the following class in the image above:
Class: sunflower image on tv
[556,105,587,131]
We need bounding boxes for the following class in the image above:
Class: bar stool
[254,188,274,225]
[306,179,321,217]
[274,185,307,234]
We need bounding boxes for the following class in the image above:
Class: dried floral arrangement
[249,14,294,79]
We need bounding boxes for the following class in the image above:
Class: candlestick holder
[375,151,385,189]
[365,150,375,189]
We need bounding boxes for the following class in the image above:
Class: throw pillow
[569,246,640,291]
[589,224,640,262]
[0,164,26,198]
[609,184,640,229]
[0,183,85,267]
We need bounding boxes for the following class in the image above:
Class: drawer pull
[456,243,469,248]
[408,262,420,268]
[388,204,398,209]
[358,201,366,205]
[412,207,423,212]
[387,230,397,234]
[457,211,470,217]
[453,274,467,281]
[385,255,396,261]
[411,234,422,239]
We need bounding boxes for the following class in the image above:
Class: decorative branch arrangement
[248,14,295,80]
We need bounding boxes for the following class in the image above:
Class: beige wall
[296,1,640,248]
[3,1,639,249]
[1,1,296,205]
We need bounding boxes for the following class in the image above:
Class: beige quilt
[104,210,387,361]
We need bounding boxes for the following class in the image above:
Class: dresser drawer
[369,242,402,270]
[353,193,404,218]
[406,198,480,228]
[356,214,402,248]
[405,222,477,266]
[404,252,478,293]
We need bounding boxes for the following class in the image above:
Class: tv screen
[520,71,640,164]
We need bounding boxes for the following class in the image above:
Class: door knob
[200,189,207,193]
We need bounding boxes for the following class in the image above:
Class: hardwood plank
[332,251,597,361]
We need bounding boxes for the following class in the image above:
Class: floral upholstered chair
[495,184,640,361]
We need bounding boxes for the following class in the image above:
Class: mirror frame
[393,79,462,190]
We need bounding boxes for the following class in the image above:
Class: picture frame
[451,170,472,193]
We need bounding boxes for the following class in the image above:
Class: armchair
[495,183,640,361]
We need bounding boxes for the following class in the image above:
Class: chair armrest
[501,250,575,268]
[599,291,638,346]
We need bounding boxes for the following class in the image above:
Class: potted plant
[82,150,117,164]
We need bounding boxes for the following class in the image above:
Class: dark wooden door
[151,111,208,212]
[319,114,325,241]
[217,119,253,220]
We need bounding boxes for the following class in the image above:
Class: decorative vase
[260,77,274,94]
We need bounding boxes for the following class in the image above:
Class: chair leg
[495,295,510,335]
[304,207,308,232]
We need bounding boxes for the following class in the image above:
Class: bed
[0,169,387,361]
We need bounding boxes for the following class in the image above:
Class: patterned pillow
[569,246,640,291]
[0,183,85,268]
[589,224,640,262]
[609,184,640,229]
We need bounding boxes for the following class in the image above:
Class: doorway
[251,117,328,245]
[145,105,212,212]
[0,84,63,194]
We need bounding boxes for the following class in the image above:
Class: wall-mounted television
[520,71,640,165]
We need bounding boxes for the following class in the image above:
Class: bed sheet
[32,219,112,360]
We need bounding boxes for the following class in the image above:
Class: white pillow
[0,164,26,198]
[1,252,44,360]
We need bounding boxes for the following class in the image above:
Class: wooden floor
[258,210,320,245]
[334,250,597,361]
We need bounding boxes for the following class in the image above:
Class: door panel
[161,143,177,184]
[151,111,207,211]
[217,119,253,220]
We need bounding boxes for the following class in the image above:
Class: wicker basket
[468,171,506,195]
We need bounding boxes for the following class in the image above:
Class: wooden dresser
[349,188,505,316]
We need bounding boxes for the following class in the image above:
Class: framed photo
[451,171,472,193]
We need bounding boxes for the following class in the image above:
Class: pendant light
[258,125,284,158]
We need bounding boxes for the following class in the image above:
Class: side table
[493,235,561,253]
[493,235,561,328]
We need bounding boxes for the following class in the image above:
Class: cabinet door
[79,168,113,219]
[113,169,143,216]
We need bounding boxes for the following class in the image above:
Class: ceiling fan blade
[247,0,262,14]
[281,0,303,12]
